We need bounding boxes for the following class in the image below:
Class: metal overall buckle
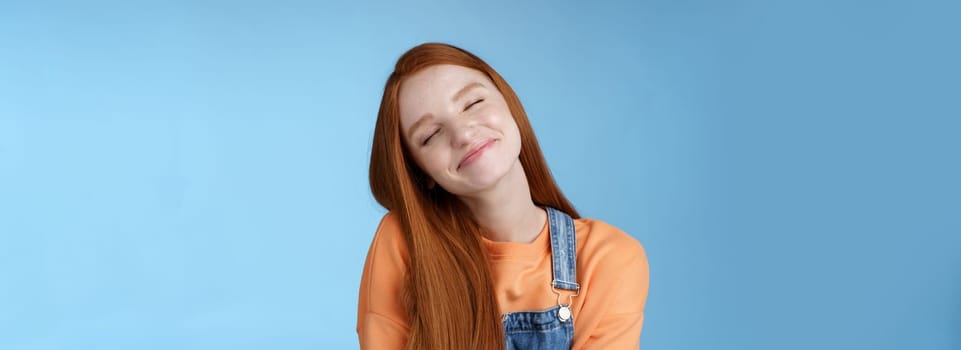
[551,280,580,322]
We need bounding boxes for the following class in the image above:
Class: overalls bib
[502,207,579,349]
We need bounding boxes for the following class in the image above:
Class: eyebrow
[406,82,486,141]
[452,82,484,103]
[407,113,434,141]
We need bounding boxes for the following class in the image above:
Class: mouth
[458,138,496,170]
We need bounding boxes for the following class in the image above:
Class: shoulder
[573,218,650,293]
[358,211,411,339]
[369,211,409,258]
[572,217,650,311]
[574,217,648,266]
[360,211,410,299]
[375,211,403,237]
[569,218,650,347]
[359,211,410,312]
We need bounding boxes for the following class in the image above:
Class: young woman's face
[398,64,523,196]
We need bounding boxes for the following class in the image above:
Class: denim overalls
[501,207,579,349]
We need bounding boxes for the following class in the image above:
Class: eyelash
[422,129,439,146]
[422,99,485,146]
[465,98,484,111]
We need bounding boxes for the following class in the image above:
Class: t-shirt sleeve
[356,212,410,349]
[579,231,650,349]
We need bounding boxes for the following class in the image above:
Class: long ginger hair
[369,42,579,349]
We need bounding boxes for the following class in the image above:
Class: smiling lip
[458,139,496,169]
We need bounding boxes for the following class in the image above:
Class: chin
[449,161,514,195]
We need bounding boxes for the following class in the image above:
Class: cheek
[415,148,450,175]
[483,104,516,130]
[495,110,521,138]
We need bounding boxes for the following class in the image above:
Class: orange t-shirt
[356,211,650,349]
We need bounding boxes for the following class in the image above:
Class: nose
[449,117,478,149]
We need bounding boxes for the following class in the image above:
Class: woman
[358,42,650,349]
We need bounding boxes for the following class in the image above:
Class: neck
[458,159,547,243]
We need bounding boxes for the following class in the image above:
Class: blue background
[2,0,959,348]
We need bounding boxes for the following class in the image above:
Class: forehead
[398,64,493,127]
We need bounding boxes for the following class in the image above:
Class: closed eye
[422,129,440,146]
[465,98,484,111]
